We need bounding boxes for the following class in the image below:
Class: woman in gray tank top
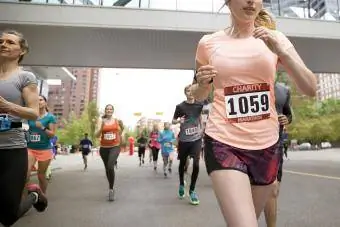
[0,30,48,227]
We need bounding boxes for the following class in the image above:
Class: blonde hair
[255,8,276,30]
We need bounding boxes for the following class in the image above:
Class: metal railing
[4,0,340,21]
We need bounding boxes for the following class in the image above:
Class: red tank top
[100,119,121,147]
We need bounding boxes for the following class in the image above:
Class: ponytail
[255,8,276,30]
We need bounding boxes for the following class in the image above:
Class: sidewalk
[287,148,340,161]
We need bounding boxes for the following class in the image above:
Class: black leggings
[151,147,160,162]
[138,147,146,159]
[99,146,120,190]
[178,139,202,192]
[283,143,288,158]
[0,148,36,227]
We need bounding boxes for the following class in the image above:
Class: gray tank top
[274,82,289,114]
[0,70,38,149]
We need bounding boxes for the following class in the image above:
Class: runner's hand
[35,121,43,129]
[0,96,11,112]
[253,27,286,56]
[278,114,289,125]
[196,65,217,87]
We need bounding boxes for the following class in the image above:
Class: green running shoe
[189,190,200,205]
[178,185,185,199]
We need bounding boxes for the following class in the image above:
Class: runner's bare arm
[118,119,124,135]
[191,61,213,102]
[279,48,316,97]
[199,114,204,130]
[171,131,176,143]
[6,84,39,120]
[45,122,57,137]
[282,89,293,124]
[172,105,181,124]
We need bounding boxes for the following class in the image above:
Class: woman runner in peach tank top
[96,104,124,202]
[191,0,317,226]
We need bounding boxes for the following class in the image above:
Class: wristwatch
[42,127,47,131]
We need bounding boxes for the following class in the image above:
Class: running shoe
[178,185,185,199]
[189,190,200,205]
[168,168,172,174]
[109,189,115,202]
[27,184,48,212]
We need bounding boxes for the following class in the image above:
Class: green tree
[56,103,100,146]
[329,114,340,142]
[280,73,340,145]
[86,101,100,146]
[288,95,340,144]
[318,99,340,115]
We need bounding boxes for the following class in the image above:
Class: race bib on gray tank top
[0,70,38,149]
[173,101,203,142]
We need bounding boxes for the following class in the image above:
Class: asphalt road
[13,150,340,227]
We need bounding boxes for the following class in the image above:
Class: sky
[47,68,194,127]
[97,68,194,127]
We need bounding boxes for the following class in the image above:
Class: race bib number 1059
[224,83,270,123]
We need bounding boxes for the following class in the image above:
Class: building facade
[48,68,100,123]
[317,73,340,101]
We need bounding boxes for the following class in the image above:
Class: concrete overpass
[1,2,340,73]
[26,66,76,80]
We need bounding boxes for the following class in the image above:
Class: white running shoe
[108,189,115,202]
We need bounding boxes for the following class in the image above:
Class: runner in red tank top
[100,117,121,147]
[96,104,124,202]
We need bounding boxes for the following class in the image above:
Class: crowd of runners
[0,0,317,225]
